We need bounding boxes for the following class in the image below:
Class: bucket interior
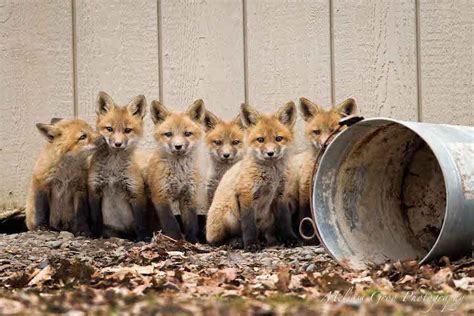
[315,122,447,269]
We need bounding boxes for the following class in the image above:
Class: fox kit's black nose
[175,145,183,150]
[267,151,274,157]
[223,153,230,159]
[114,142,123,148]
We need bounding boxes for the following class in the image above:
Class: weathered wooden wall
[0,0,472,211]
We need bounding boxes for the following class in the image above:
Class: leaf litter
[0,230,472,315]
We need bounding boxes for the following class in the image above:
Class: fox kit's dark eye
[213,139,222,146]
[275,136,283,142]
[124,128,133,134]
[164,132,172,137]
[313,129,321,135]
[106,127,113,132]
[232,139,240,145]
[328,128,335,133]
[184,131,193,137]
[78,134,87,141]
[256,137,265,143]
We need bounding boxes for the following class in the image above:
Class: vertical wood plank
[246,0,331,150]
[246,0,332,108]
[0,1,74,210]
[75,0,159,147]
[419,0,473,125]
[332,0,418,120]
[161,0,245,211]
[161,0,245,118]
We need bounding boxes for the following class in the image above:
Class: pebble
[59,231,75,240]
[306,263,316,272]
[314,247,326,254]
[46,240,62,249]
[261,258,273,266]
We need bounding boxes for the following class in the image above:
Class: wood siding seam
[242,0,249,104]
[157,0,164,103]
[71,0,78,117]
[329,0,335,106]
[415,0,422,122]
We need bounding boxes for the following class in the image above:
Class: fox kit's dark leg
[179,191,199,243]
[130,197,150,242]
[238,196,259,251]
[275,199,300,247]
[74,191,92,236]
[35,188,50,229]
[290,199,300,238]
[88,190,102,237]
[154,202,182,240]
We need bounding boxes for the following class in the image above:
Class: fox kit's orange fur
[146,99,205,243]
[88,91,149,240]
[25,118,97,235]
[286,97,357,240]
[206,102,299,250]
[203,110,245,206]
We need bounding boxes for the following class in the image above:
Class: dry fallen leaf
[28,265,53,287]
[453,277,473,291]
[275,267,291,292]
[215,268,239,284]
[430,267,453,288]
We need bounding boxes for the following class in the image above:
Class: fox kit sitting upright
[146,99,205,243]
[88,91,149,241]
[286,97,357,241]
[206,102,299,250]
[25,118,97,235]
[203,110,245,206]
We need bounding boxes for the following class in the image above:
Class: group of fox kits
[25,91,356,250]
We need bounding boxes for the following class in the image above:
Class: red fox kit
[286,97,357,240]
[88,91,149,240]
[203,110,245,206]
[25,118,97,235]
[206,102,299,250]
[146,99,205,243]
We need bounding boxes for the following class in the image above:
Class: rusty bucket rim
[313,117,454,269]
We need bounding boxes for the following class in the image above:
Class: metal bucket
[313,118,474,270]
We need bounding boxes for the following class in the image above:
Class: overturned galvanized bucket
[313,118,474,270]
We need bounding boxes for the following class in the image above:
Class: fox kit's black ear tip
[97,91,110,99]
[240,103,249,111]
[50,117,63,124]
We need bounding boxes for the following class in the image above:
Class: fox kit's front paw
[185,233,198,244]
[244,241,261,252]
[228,237,244,249]
[283,234,301,247]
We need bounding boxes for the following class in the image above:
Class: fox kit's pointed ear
[299,97,322,121]
[186,99,205,124]
[240,104,261,128]
[232,114,246,129]
[36,123,60,142]
[276,101,297,127]
[96,91,115,116]
[203,110,220,132]
[335,98,357,117]
[150,100,170,125]
[127,95,147,118]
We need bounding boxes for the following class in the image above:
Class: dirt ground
[0,231,472,315]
